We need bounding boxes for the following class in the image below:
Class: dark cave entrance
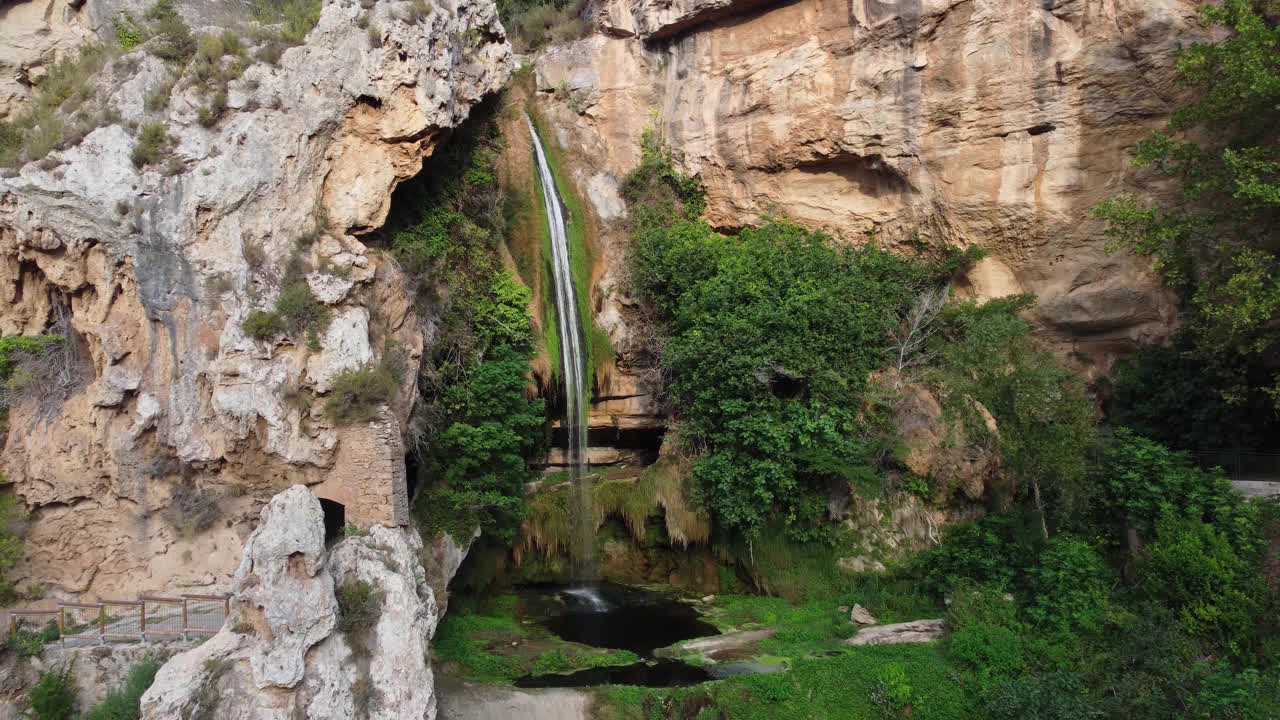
[405,452,422,502]
[319,498,346,544]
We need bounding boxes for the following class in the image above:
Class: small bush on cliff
[324,350,401,425]
[28,665,77,720]
[251,0,324,45]
[84,657,161,720]
[241,310,284,340]
[131,122,171,168]
[336,579,384,655]
[275,282,330,338]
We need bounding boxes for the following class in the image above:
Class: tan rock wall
[536,0,1194,379]
[0,0,511,600]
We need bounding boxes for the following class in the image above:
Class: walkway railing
[4,593,230,648]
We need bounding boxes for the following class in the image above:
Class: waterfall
[527,114,594,578]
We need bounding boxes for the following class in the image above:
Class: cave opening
[319,498,346,544]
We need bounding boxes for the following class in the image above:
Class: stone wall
[313,412,411,528]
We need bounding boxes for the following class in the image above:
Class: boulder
[846,619,946,647]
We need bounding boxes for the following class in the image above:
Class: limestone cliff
[139,485,442,720]
[0,0,511,600]
[534,0,1195,390]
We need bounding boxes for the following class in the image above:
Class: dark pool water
[542,585,721,655]
[514,583,723,688]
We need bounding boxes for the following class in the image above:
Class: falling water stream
[526,114,594,579]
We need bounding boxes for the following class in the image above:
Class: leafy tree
[1107,336,1280,451]
[932,297,1097,535]
[1094,0,1280,416]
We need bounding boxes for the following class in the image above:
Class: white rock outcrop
[140,485,441,720]
[0,0,511,600]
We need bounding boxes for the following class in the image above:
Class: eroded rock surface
[140,485,441,720]
[0,0,511,600]
[536,0,1193,381]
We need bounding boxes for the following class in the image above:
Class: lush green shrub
[1026,537,1111,633]
[7,620,59,657]
[631,218,931,536]
[415,347,546,541]
[983,671,1096,720]
[84,657,161,720]
[1107,338,1279,451]
[28,666,76,720]
[1100,429,1259,552]
[914,514,1042,596]
[131,122,171,168]
[1137,514,1262,651]
[1187,663,1280,720]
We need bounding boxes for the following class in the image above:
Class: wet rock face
[538,0,1193,380]
[0,0,511,600]
[140,485,441,720]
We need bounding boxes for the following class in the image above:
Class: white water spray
[527,114,594,578]
[563,586,610,613]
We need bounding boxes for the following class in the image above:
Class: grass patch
[596,644,973,720]
[433,594,643,684]
[0,44,114,167]
[83,657,161,720]
[251,0,324,45]
[323,353,401,425]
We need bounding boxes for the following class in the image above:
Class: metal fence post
[98,605,106,646]
[58,607,65,648]
[181,599,189,641]
[140,600,147,643]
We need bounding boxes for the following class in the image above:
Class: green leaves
[631,218,926,536]
[1095,0,1280,410]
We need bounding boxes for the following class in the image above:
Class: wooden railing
[5,593,230,647]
